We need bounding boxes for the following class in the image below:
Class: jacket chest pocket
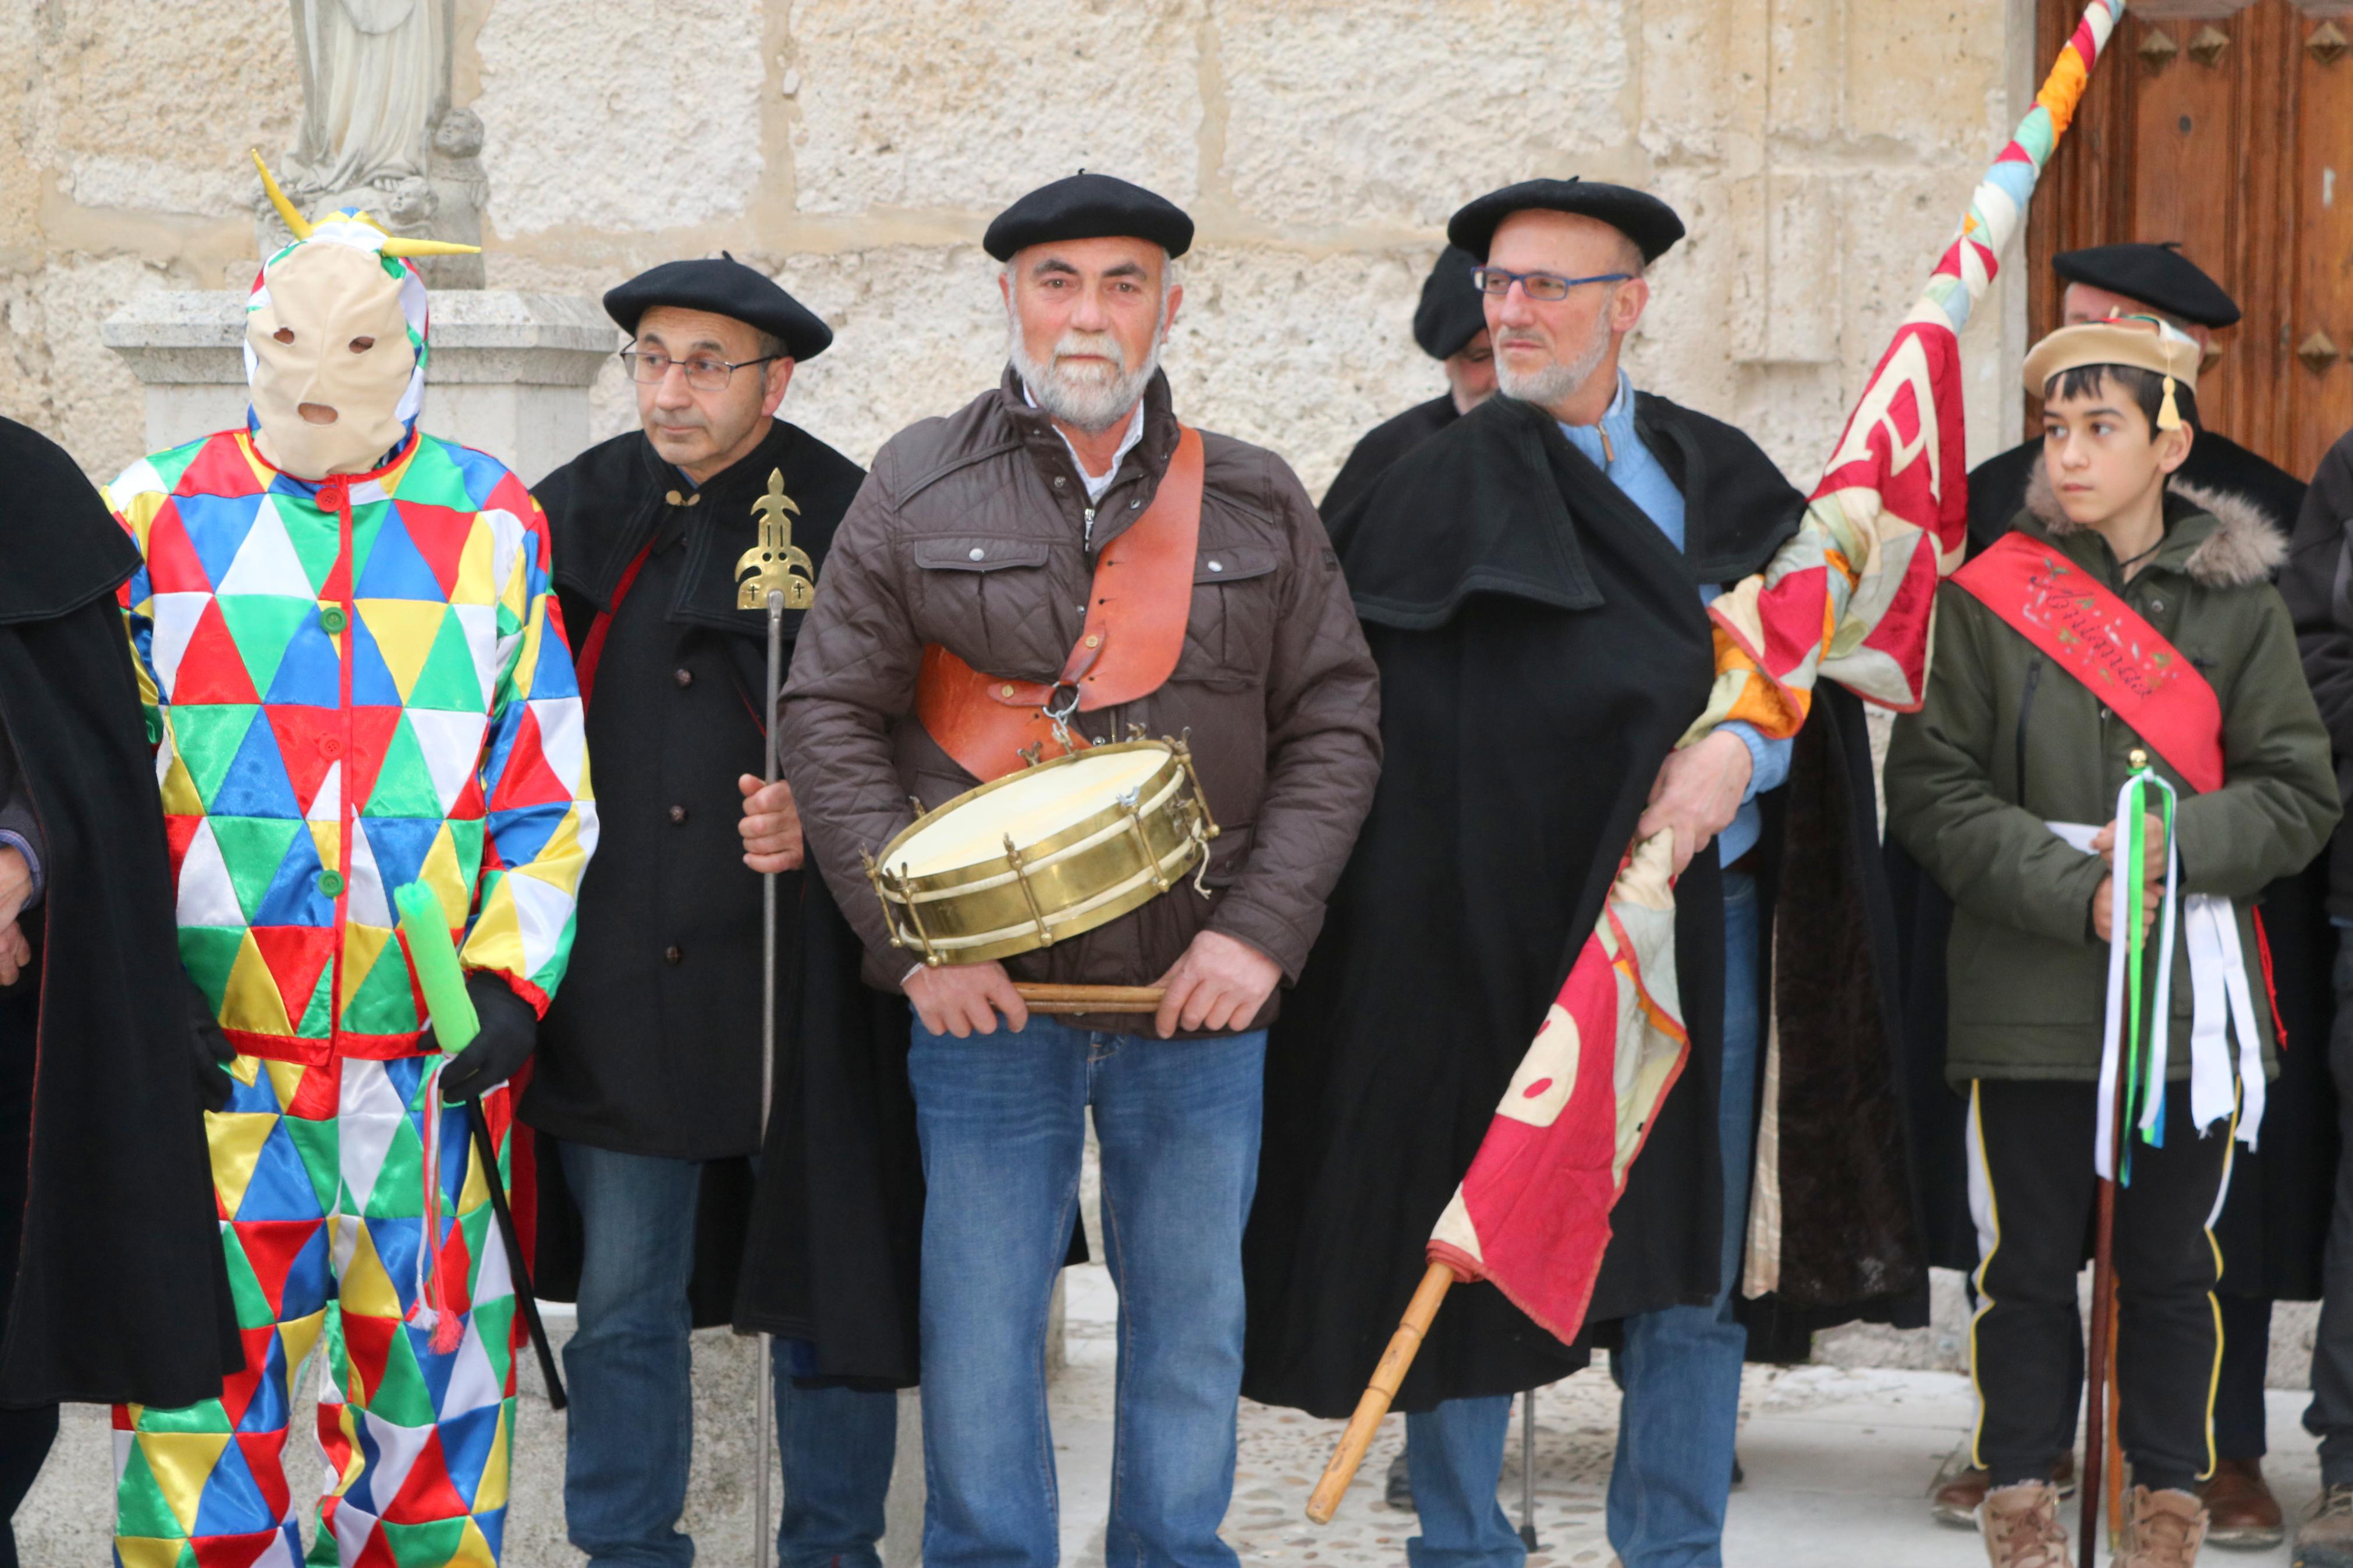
[910,537,1064,676]
[1181,546,1282,680]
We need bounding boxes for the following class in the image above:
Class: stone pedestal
[102,290,616,486]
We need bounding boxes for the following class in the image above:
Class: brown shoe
[1981,1481,2074,1568]
[1932,1446,2081,1527]
[2115,1485,2209,1567]
[2198,1457,2284,1549]
[2295,1482,2353,1566]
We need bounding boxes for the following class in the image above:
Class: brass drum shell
[868,740,1210,966]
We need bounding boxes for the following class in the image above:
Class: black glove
[186,975,236,1114]
[440,972,537,1104]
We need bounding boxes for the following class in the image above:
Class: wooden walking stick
[2082,749,2171,1548]
[2081,1118,2123,1548]
[1307,1262,1457,1523]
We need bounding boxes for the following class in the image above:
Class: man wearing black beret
[1244,176,1915,1568]
[1964,243,2304,553]
[782,171,1381,1567]
[523,254,913,1567]
[1319,246,1497,522]
[1915,241,2320,1546]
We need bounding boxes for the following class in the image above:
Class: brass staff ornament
[737,469,817,611]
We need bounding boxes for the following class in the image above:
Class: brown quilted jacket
[779,369,1382,1027]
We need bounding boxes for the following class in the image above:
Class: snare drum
[860,738,1219,966]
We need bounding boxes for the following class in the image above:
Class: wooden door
[2028,0,2353,479]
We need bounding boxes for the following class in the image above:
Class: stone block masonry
[8,0,2026,499]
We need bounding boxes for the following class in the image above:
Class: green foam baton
[394,883,477,1057]
[390,879,570,1408]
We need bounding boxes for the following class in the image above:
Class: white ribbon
[2054,781,2256,1181]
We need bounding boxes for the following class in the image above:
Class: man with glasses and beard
[779,172,1381,1566]
[1246,180,1909,1568]
[525,256,915,1568]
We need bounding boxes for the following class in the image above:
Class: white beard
[1009,320,1162,434]
[1496,325,1613,411]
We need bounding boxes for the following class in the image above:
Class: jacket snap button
[669,805,688,824]
[664,944,684,965]
[968,546,985,561]
[999,684,1016,697]
[320,735,344,759]
[1130,499,1142,509]
[319,606,349,633]
[317,870,345,897]
[674,667,694,688]
[1085,634,1101,648]
[1208,560,1224,573]
[1053,477,1067,489]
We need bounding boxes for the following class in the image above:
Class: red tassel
[2252,908,2287,1050]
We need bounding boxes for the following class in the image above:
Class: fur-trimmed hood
[2023,460,2287,588]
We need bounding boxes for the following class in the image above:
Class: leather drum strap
[917,426,1205,784]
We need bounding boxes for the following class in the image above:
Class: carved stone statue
[258,0,485,287]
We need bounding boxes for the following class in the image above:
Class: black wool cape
[0,415,237,1406]
[1318,394,1460,524]
[1246,393,1805,1417]
[525,420,922,1384]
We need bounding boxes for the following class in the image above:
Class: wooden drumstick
[1013,983,1166,1014]
[1307,1261,1458,1523]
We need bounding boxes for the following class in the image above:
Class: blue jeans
[1404,1396,1524,1568]
[1406,872,1762,1568]
[558,1141,899,1568]
[907,1016,1267,1568]
[1607,872,1761,1568]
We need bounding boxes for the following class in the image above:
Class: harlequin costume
[103,168,597,1567]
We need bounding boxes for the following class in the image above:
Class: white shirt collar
[1022,382,1147,505]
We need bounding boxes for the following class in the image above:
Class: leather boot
[1980,1481,2074,1568]
[2198,1457,2283,1549]
[1933,1446,2079,1527]
[2293,1482,2353,1567]
[2114,1485,2209,1568]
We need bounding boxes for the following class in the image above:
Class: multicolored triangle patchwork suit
[105,425,597,1566]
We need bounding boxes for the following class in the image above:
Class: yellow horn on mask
[380,236,484,258]
[250,149,314,242]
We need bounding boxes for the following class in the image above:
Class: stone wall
[5,0,2029,494]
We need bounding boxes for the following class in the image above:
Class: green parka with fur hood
[1886,467,2340,1086]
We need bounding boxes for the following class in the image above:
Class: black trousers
[2214,1294,2271,1459]
[2304,937,2353,1482]
[1969,1079,2233,1493]
[0,990,56,1566]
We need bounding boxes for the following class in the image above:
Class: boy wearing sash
[1887,318,2337,1567]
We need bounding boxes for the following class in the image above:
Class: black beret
[604,253,833,362]
[1413,246,1488,360]
[983,172,1194,262]
[1447,177,1685,266]
[2053,243,2240,329]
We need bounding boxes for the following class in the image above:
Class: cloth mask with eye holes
[242,150,480,479]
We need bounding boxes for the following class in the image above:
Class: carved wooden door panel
[2029,0,2353,478]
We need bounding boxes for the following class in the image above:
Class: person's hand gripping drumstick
[906,962,1031,1038]
[1151,930,1280,1039]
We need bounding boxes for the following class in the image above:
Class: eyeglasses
[1471,267,1633,302]
[618,349,782,391]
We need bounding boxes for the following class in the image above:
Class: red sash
[1951,532,2223,793]
[915,426,1204,783]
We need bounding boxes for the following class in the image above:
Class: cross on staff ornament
[736,468,816,610]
